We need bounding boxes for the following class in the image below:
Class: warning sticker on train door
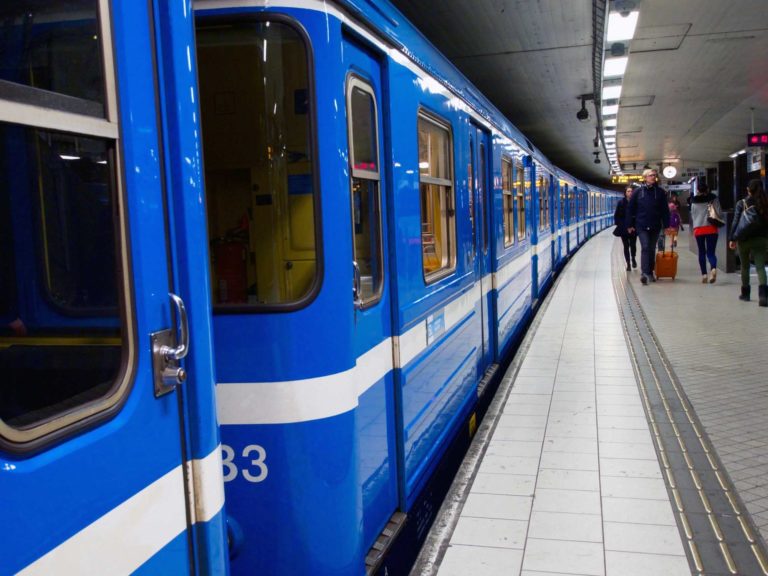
[426,310,445,345]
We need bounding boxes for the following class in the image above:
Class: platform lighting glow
[603,57,628,78]
[602,104,619,115]
[604,118,617,127]
[602,85,622,100]
[60,155,81,160]
[607,11,639,42]
[419,162,429,169]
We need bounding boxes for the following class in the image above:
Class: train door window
[0,1,107,118]
[560,183,566,224]
[538,173,548,231]
[501,157,514,247]
[346,77,382,305]
[479,142,488,254]
[468,139,475,258]
[0,2,130,446]
[197,20,319,308]
[516,160,526,241]
[418,112,455,281]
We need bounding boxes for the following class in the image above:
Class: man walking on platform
[627,169,670,285]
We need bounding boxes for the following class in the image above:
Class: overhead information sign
[611,175,644,184]
[747,132,768,147]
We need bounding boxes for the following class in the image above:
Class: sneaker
[626,263,631,271]
[641,275,648,285]
[701,274,708,283]
[650,274,657,282]
[709,269,717,284]
[632,258,637,268]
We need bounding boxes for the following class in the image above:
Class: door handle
[151,292,190,397]
[162,293,189,361]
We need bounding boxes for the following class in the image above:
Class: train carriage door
[469,125,495,369]
[0,2,223,574]
[343,37,399,561]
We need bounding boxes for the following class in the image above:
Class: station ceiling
[389,0,768,188]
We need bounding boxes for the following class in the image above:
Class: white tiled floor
[435,232,689,576]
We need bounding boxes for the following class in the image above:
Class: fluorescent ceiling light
[607,11,639,42]
[602,85,622,100]
[738,149,746,155]
[604,136,616,143]
[604,57,628,78]
[604,118,617,127]
[604,128,617,136]
[729,152,739,158]
[60,155,81,160]
[602,104,619,115]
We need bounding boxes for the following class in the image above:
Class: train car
[0,1,227,574]
[1,0,620,574]
[193,1,619,574]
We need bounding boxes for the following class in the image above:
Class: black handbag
[707,201,725,227]
[612,226,622,237]
[733,203,767,241]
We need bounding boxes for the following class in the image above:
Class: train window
[346,78,383,306]
[516,161,526,241]
[418,112,455,281]
[197,21,319,308]
[0,2,129,447]
[501,157,514,247]
[0,1,106,118]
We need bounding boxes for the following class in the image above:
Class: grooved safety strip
[613,245,768,576]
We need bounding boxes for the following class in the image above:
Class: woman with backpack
[729,179,768,306]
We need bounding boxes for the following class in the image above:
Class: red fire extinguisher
[212,214,249,304]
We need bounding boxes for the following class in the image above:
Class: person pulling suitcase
[627,169,671,285]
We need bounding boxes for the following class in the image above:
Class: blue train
[0,0,618,574]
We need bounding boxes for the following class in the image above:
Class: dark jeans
[695,233,718,274]
[638,229,661,276]
[737,236,767,286]
[621,233,637,265]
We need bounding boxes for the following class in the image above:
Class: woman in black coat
[614,186,638,271]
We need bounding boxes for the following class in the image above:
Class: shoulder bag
[733,202,768,241]
[707,201,725,227]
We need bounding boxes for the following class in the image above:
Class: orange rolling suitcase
[655,234,677,280]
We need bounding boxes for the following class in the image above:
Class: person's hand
[729,241,737,250]
[627,227,635,234]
